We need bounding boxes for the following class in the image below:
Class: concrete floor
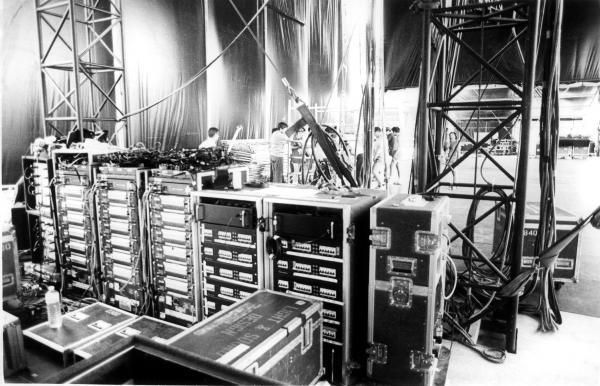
[434,155,600,386]
[446,311,600,386]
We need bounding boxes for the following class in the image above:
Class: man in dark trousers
[388,126,401,182]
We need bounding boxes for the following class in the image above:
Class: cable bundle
[221,140,271,184]
[519,0,564,332]
[154,147,230,171]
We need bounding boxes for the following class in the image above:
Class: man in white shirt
[199,127,220,149]
[270,122,291,183]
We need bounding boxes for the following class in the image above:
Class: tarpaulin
[384,0,600,90]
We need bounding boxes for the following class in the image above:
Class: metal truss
[415,0,541,353]
[34,0,127,143]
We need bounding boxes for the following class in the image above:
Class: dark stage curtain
[2,0,206,184]
[384,0,600,90]
[308,0,341,108]
[2,0,44,184]
[205,0,266,140]
[123,0,206,150]
[266,0,308,128]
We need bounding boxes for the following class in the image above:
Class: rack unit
[52,150,106,298]
[22,156,60,284]
[191,189,267,318]
[96,166,149,314]
[264,187,385,385]
[146,169,200,326]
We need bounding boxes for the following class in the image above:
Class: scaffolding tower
[414,0,542,353]
[34,0,128,144]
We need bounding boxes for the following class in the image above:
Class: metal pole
[68,0,85,143]
[34,0,49,137]
[435,38,446,178]
[507,0,540,354]
[115,0,130,147]
[416,1,433,192]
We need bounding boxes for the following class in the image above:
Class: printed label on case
[117,327,141,337]
[66,311,89,322]
[88,320,112,331]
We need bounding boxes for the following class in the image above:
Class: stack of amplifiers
[191,189,267,318]
[53,150,105,298]
[22,156,60,284]
[147,169,200,326]
[96,166,148,314]
[264,187,385,385]
[367,194,449,386]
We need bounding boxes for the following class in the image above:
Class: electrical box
[367,194,449,386]
[168,290,323,385]
[191,189,268,318]
[494,202,580,282]
[264,186,385,385]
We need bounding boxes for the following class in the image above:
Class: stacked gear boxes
[96,166,149,314]
[264,187,385,385]
[191,189,268,318]
[53,150,105,298]
[146,169,200,326]
[22,156,60,284]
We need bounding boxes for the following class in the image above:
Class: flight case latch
[410,350,435,373]
[366,342,388,365]
[370,227,391,250]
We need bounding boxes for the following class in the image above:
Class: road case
[169,290,323,385]
[263,186,385,384]
[367,194,449,386]
[74,315,184,359]
[3,311,27,376]
[191,188,269,318]
[494,202,581,282]
[3,225,20,302]
[23,302,135,362]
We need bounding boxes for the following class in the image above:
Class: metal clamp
[366,342,388,365]
[409,350,436,373]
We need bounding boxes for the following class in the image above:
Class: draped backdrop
[2,0,345,183]
[5,0,600,183]
[384,0,600,90]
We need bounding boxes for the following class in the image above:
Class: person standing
[388,126,401,182]
[372,127,388,188]
[199,127,220,149]
[446,131,459,167]
[290,127,306,183]
[270,122,291,183]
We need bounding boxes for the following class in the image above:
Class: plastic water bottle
[45,286,62,328]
